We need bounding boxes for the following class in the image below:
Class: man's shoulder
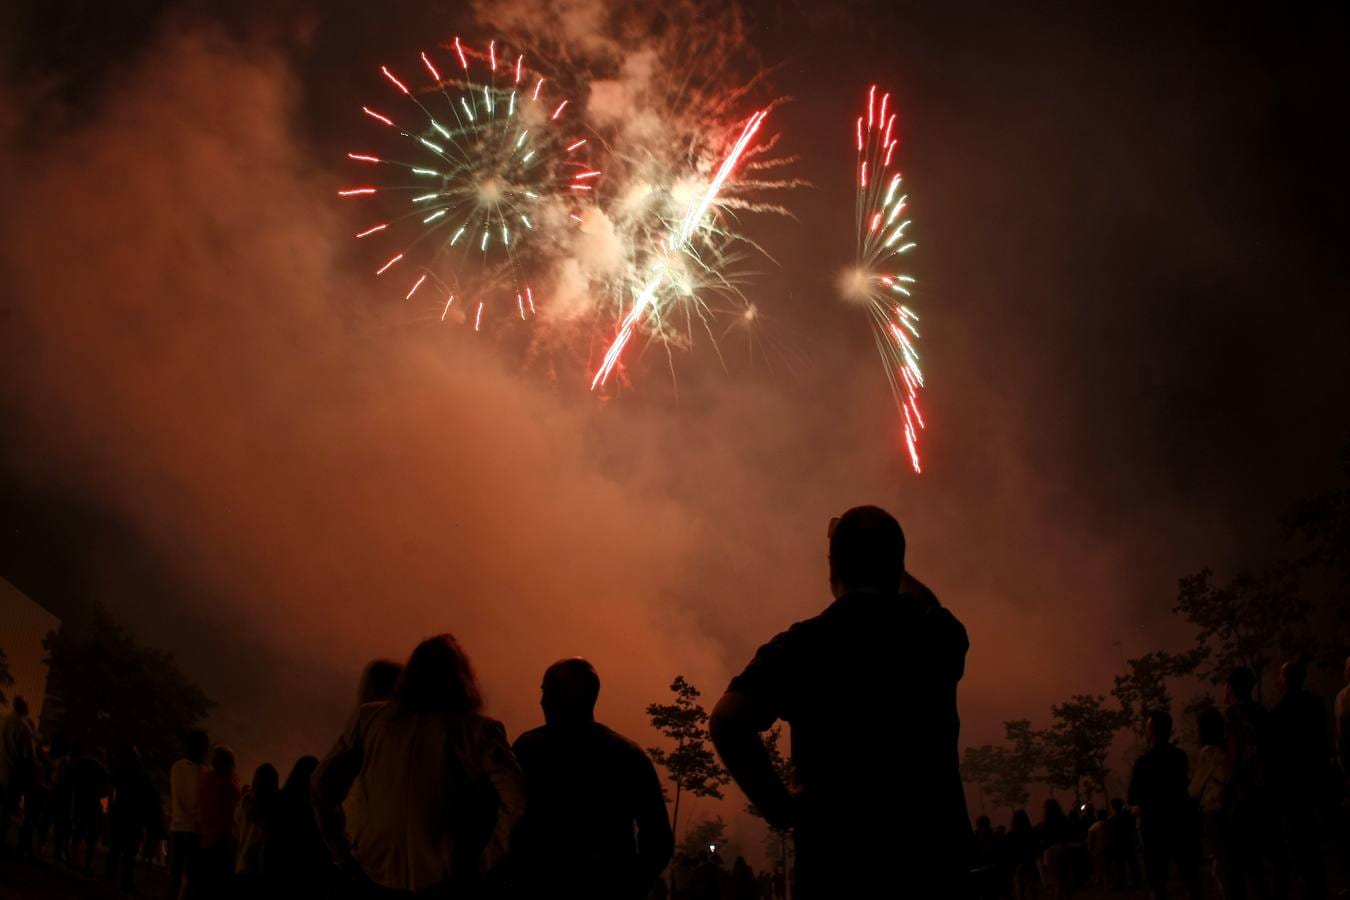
[592,722,649,757]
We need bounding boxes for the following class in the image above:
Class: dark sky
[2,0,1348,843]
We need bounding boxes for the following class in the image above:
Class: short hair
[543,658,601,709]
[186,729,209,763]
[394,634,483,716]
[1197,707,1225,747]
[829,506,906,591]
[1228,666,1256,699]
[1147,709,1173,742]
[11,696,28,716]
[358,659,404,704]
[1281,660,1306,692]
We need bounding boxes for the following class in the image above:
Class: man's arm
[633,751,675,893]
[709,691,794,830]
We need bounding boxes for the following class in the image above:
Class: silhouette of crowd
[2,504,1348,899]
[967,661,1350,900]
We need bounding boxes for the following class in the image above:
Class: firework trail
[840,85,925,473]
[591,110,769,388]
[339,40,598,328]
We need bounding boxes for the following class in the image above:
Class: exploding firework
[339,39,599,328]
[839,85,925,473]
[591,110,769,388]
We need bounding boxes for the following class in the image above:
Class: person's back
[513,659,673,900]
[1128,712,1200,900]
[1269,665,1330,799]
[711,506,970,898]
[312,634,525,894]
[168,729,209,900]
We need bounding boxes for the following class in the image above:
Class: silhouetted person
[0,696,35,855]
[343,658,406,856]
[68,745,108,874]
[710,505,971,899]
[1007,809,1041,900]
[234,762,279,883]
[270,756,332,896]
[313,633,526,895]
[512,657,674,900]
[1128,711,1201,900]
[106,747,160,893]
[1224,666,1282,899]
[169,729,210,900]
[1269,660,1329,899]
[1189,707,1233,899]
[197,745,241,899]
[1108,797,1141,888]
[358,659,404,705]
[1036,799,1072,900]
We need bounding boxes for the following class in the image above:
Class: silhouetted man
[1127,711,1201,900]
[0,696,35,855]
[1269,660,1329,899]
[512,658,674,900]
[709,505,971,898]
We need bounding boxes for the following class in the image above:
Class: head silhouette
[1226,666,1256,703]
[210,745,236,778]
[1197,707,1224,747]
[185,729,209,764]
[11,696,28,718]
[541,658,601,726]
[1279,659,1306,695]
[393,634,483,716]
[358,659,404,705]
[828,505,906,596]
[1146,710,1173,747]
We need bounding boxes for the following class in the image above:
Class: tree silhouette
[1175,564,1312,703]
[647,676,729,894]
[43,606,212,777]
[1041,695,1129,804]
[1111,649,1204,744]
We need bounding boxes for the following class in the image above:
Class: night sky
[2,0,1348,849]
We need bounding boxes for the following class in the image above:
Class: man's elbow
[709,692,748,753]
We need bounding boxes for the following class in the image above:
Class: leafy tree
[745,727,794,885]
[1174,564,1312,703]
[961,721,1038,813]
[647,676,729,892]
[0,645,12,708]
[1111,650,1204,743]
[1041,695,1129,804]
[43,606,213,776]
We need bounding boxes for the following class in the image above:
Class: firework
[839,85,925,473]
[339,40,598,327]
[590,110,769,388]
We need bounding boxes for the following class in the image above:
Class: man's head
[185,729,209,764]
[1279,659,1307,695]
[358,659,404,705]
[541,657,601,726]
[828,505,906,597]
[1145,709,1173,747]
[1226,666,1256,704]
[11,696,28,718]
